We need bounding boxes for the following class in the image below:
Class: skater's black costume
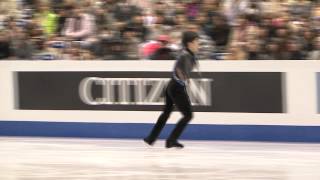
[144,31,199,148]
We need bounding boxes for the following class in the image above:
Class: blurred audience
[0,0,319,60]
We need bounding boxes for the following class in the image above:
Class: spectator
[91,26,117,57]
[143,9,157,28]
[207,14,231,52]
[93,4,113,32]
[141,35,171,60]
[26,19,46,55]
[261,39,282,60]
[187,24,215,60]
[5,16,20,39]
[301,28,315,53]
[62,4,96,43]
[289,0,312,18]
[149,35,176,60]
[121,26,140,60]
[260,0,284,15]
[224,0,248,26]
[127,13,149,42]
[186,0,200,21]
[11,29,35,59]
[113,0,140,22]
[102,37,129,60]
[62,41,82,60]
[230,15,249,45]
[224,42,246,60]
[0,10,7,30]
[246,39,262,60]
[308,36,320,60]
[287,39,305,60]
[56,5,68,35]
[245,1,262,24]
[0,30,11,59]
[35,3,58,37]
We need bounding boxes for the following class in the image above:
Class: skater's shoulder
[177,49,197,66]
[178,49,193,61]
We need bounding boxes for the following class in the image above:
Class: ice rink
[1,137,320,180]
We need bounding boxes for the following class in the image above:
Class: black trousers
[147,79,193,142]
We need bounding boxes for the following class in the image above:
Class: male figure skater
[144,31,200,148]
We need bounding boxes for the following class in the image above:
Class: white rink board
[0,60,320,126]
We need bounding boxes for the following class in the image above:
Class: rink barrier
[0,60,320,142]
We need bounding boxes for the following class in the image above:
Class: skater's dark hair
[182,31,199,48]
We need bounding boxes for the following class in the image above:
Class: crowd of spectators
[0,0,319,60]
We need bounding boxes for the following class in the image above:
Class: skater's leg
[144,90,174,145]
[166,87,193,147]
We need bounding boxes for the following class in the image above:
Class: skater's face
[188,39,199,54]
